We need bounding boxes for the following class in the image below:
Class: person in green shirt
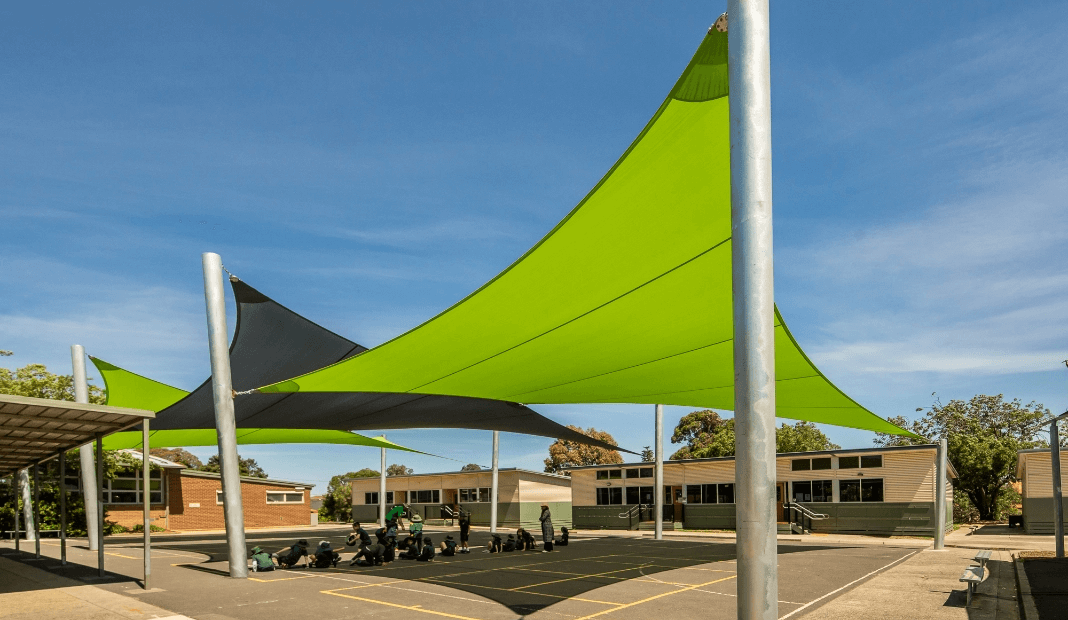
[250,546,275,572]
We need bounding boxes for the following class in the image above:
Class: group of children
[248,505,568,572]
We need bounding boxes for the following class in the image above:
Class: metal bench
[973,549,992,569]
[959,565,984,606]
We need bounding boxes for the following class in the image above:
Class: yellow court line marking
[322,590,483,620]
[511,564,656,591]
[416,576,619,605]
[572,571,739,618]
[249,573,319,582]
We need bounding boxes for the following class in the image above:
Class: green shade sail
[92,357,428,454]
[256,28,912,438]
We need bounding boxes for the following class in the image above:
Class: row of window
[103,475,163,505]
[596,467,654,480]
[787,479,884,502]
[685,483,736,505]
[791,455,882,471]
[595,479,886,505]
[217,490,305,505]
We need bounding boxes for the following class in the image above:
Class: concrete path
[0,555,187,620]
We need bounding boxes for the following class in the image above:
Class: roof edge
[178,468,315,488]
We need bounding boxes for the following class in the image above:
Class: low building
[567,444,955,536]
[1016,449,1068,534]
[100,451,315,531]
[350,468,572,530]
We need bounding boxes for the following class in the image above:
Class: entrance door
[776,484,785,521]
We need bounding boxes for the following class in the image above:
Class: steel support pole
[19,469,33,542]
[654,404,664,540]
[12,473,19,551]
[490,431,500,534]
[59,453,67,565]
[142,419,152,589]
[933,438,947,549]
[96,434,105,577]
[727,2,778,618]
[379,445,387,527]
[202,252,248,578]
[72,344,100,552]
[33,464,40,558]
[1052,420,1064,558]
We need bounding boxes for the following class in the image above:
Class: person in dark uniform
[487,534,502,553]
[458,509,471,553]
[556,527,569,546]
[276,540,310,568]
[311,540,340,568]
[502,534,517,552]
[517,528,537,551]
[417,537,436,562]
[349,543,385,567]
[439,535,458,556]
[347,522,372,549]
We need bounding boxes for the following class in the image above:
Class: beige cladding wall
[350,471,527,504]
[518,471,572,504]
[1021,452,1068,498]
[572,448,949,505]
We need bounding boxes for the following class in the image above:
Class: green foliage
[669,410,839,459]
[876,394,1049,521]
[149,448,203,469]
[640,447,654,462]
[544,426,623,474]
[460,463,482,472]
[386,464,413,476]
[954,492,979,524]
[0,363,106,403]
[198,454,268,478]
[319,468,379,522]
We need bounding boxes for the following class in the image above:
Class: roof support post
[490,431,499,534]
[33,464,40,558]
[72,344,100,552]
[202,252,248,579]
[19,469,34,542]
[933,438,947,549]
[654,404,664,541]
[59,452,67,565]
[727,2,778,619]
[1052,420,1064,558]
[142,419,152,589]
[96,433,105,578]
[11,473,19,551]
[379,444,387,528]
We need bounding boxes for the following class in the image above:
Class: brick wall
[103,506,168,531]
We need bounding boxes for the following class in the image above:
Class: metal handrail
[617,504,644,519]
[785,502,828,521]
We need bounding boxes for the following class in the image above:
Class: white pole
[379,443,387,528]
[727,2,778,619]
[490,431,499,534]
[96,434,105,577]
[33,464,40,558]
[654,404,664,540]
[11,474,19,551]
[59,452,67,565]
[1052,420,1064,558]
[71,344,100,552]
[142,419,152,589]
[19,469,34,542]
[202,252,248,579]
[933,439,947,549]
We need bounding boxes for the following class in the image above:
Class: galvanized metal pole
[727,2,778,618]
[10,473,18,551]
[142,419,151,589]
[33,463,40,558]
[72,344,100,552]
[19,469,33,542]
[933,438,947,549]
[202,252,248,579]
[96,433,105,577]
[1052,420,1064,558]
[490,431,500,534]
[654,404,664,540]
[379,444,387,527]
[59,452,67,565]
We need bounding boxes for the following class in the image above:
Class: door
[776,484,785,521]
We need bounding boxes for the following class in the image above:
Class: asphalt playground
[1,526,922,620]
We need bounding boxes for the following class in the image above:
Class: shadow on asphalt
[0,549,140,594]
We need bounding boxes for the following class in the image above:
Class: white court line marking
[778,549,919,620]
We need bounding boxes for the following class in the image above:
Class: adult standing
[539,504,554,551]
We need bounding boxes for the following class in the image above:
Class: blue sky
[2,2,1065,492]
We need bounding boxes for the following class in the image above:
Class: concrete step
[636,521,682,531]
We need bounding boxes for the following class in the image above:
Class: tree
[199,454,268,478]
[874,394,1049,521]
[149,448,203,469]
[319,468,378,522]
[387,464,413,476]
[670,410,840,460]
[0,363,106,403]
[544,426,623,474]
[460,463,482,472]
[640,446,654,462]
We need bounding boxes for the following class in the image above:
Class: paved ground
[0,525,1042,618]
[1017,557,1068,619]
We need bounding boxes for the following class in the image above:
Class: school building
[567,444,955,536]
[95,450,316,531]
[350,468,572,530]
[1016,449,1068,534]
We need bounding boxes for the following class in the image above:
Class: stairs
[778,522,809,535]
[637,521,682,531]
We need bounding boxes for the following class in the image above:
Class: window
[792,480,832,502]
[412,490,440,504]
[686,485,703,504]
[792,481,811,502]
[596,469,622,480]
[861,455,883,468]
[626,469,639,479]
[702,484,718,504]
[387,491,394,504]
[625,486,654,504]
[791,459,811,471]
[838,456,860,469]
[717,483,735,504]
[365,492,378,505]
[639,468,653,478]
[216,490,225,505]
[840,479,883,502]
[268,491,304,504]
[812,480,832,502]
[812,458,832,470]
[459,488,491,503]
[685,484,733,504]
[103,471,163,505]
[596,487,623,505]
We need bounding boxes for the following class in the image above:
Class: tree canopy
[318,468,379,522]
[199,454,268,478]
[0,363,106,403]
[149,448,203,469]
[669,410,840,460]
[461,463,482,472]
[386,464,413,476]
[640,446,654,462]
[874,394,1050,520]
[544,425,623,474]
